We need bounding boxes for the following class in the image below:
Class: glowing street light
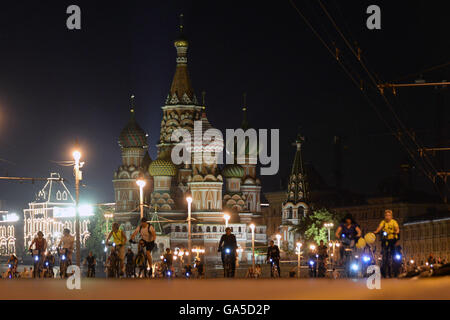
[296,242,302,278]
[324,222,334,242]
[309,244,316,251]
[73,149,83,267]
[186,196,193,260]
[223,213,230,228]
[136,179,146,219]
[250,223,256,270]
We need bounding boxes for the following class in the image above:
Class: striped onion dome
[149,158,177,177]
[118,102,148,148]
[222,164,244,179]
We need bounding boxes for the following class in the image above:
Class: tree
[85,207,108,259]
[292,209,343,244]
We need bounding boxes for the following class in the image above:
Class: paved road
[1,277,450,300]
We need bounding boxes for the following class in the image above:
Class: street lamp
[223,213,230,228]
[73,149,83,267]
[136,179,146,219]
[250,223,255,271]
[186,196,193,261]
[309,244,316,251]
[324,222,334,242]
[275,234,281,248]
[296,242,302,278]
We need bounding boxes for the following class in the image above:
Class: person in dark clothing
[84,251,96,278]
[218,227,238,277]
[267,240,281,277]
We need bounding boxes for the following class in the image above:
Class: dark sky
[0,1,448,212]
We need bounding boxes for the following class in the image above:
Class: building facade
[23,173,92,252]
[0,211,19,256]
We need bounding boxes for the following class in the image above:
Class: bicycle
[58,248,71,279]
[43,260,54,278]
[106,244,121,278]
[6,264,18,279]
[31,249,42,278]
[222,247,234,278]
[268,258,280,278]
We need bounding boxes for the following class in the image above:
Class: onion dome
[118,95,148,148]
[222,164,244,179]
[149,158,177,177]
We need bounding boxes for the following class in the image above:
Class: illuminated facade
[0,211,19,256]
[112,19,267,261]
[23,173,93,252]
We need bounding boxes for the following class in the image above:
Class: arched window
[238,227,242,233]
[213,226,217,232]
[56,191,62,201]
[206,226,211,232]
[175,226,181,232]
[182,226,187,232]
[62,191,68,200]
[198,226,202,233]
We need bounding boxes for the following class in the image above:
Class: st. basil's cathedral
[112,19,267,261]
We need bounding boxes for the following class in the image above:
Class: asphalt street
[1,277,450,300]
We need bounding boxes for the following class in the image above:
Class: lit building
[280,132,310,249]
[0,211,19,256]
[112,18,267,262]
[23,173,93,252]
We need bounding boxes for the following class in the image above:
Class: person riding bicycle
[162,248,174,276]
[106,222,127,276]
[194,258,204,278]
[218,227,237,277]
[58,228,74,264]
[267,240,281,277]
[130,217,156,277]
[335,214,362,264]
[125,248,135,277]
[373,209,399,278]
[84,251,96,277]
[6,254,19,277]
[29,231,47,277]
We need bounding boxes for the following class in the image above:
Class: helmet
[364,232,376,244]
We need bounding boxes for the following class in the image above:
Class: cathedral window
[56,191,62,201]
[206,226,211,232]
[62,191,68,200]
[213,226,217,232]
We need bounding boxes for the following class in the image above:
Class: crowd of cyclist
[3,209,439,279]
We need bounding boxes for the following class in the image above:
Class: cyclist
[106,222,127,276]
[194,258,204,278]
[373,209,400,278]
[218,227,237,277]
[267,240,281,277]
[29,231,47,277]
[130,218,156,277]
[43,251,55,278]
[58,228,74,264]
[335,214,361,265]
[125,248,135,278]
[84,251,96,277]
[6,254,19,278]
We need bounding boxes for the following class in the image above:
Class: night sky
[0,1,448,212]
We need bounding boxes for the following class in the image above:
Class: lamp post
[250,224,255,270]
[186,196,193,260]
[324,222,334,242]
[296,242,302,278]
[136,179,146,219]
[223,213,230,228]
[276,234,281,248]
[73,150,83,267]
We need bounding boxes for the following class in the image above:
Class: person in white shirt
[58,228,75,263]
[130,217,156,277]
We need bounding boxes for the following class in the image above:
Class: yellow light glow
[186,196,193,204]
[73,150,81,162]
[136,179,146,188]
